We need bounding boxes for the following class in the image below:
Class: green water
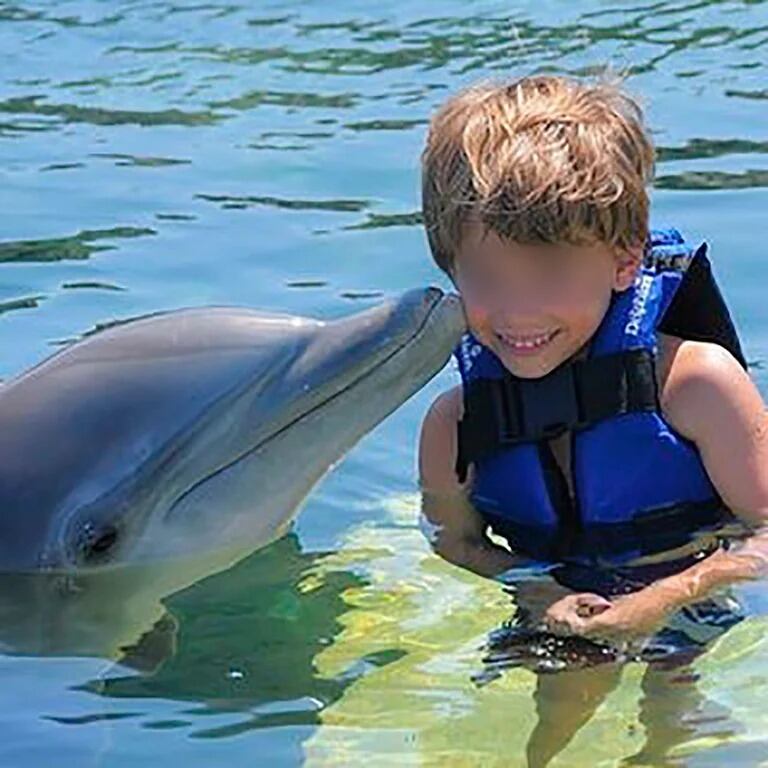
[2,1,768,765]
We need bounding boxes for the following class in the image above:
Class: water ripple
[0,227,155,263]
[0,295,45,316]
[656,169,768,190]
[89,152,191,167]
[61,281,126,292]
[727,88,768,100]
[210,89,360,111]
[0,96,222,127]
[344,212,422,231]
[658,138,768,162]
[195,194,370,213]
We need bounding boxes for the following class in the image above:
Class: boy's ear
[613,245,642,292]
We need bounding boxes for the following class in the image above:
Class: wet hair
[421,74,655,274]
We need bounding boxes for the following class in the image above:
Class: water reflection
[8,534,375,741]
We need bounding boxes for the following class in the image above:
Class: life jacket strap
[658,243,747,369]
[456,348,659,482]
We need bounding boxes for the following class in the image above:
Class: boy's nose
[491,297,547,322]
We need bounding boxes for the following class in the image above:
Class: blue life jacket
[455,228,736,566]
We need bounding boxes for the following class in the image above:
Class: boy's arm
[550,339,768,640]
[637,339,768,593]
[419,387,522,577]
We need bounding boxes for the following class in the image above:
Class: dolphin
[0,287,464,658]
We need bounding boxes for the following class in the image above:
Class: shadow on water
[67,533,391,738]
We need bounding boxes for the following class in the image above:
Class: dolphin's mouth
[168,288,461,515]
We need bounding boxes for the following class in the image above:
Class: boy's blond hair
[421,75,655,274]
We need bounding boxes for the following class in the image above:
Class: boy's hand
[543,592,612,635]
[543,588,675,643]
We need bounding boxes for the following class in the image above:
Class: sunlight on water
[304,494,768,767]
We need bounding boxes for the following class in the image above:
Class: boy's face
[453,223,639,378]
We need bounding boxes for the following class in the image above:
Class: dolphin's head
[7,288,464,574]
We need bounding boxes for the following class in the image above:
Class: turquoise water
[3,0,768,765]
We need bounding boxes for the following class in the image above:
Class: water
[2,0,768,765]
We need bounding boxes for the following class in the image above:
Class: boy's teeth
[499,331,554,349]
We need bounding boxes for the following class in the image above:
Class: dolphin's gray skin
[0,287,463,657]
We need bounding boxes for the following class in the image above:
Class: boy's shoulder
[423,385,463,424]
[659,334,768,521]
[658,333,754,441]
[419,385,465,492]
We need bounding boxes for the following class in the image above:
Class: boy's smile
[495,327,561,355]
[454,223,639,378]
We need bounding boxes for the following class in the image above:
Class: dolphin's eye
[77,523,119,564]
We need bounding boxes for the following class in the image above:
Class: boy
[418,74,768,645]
